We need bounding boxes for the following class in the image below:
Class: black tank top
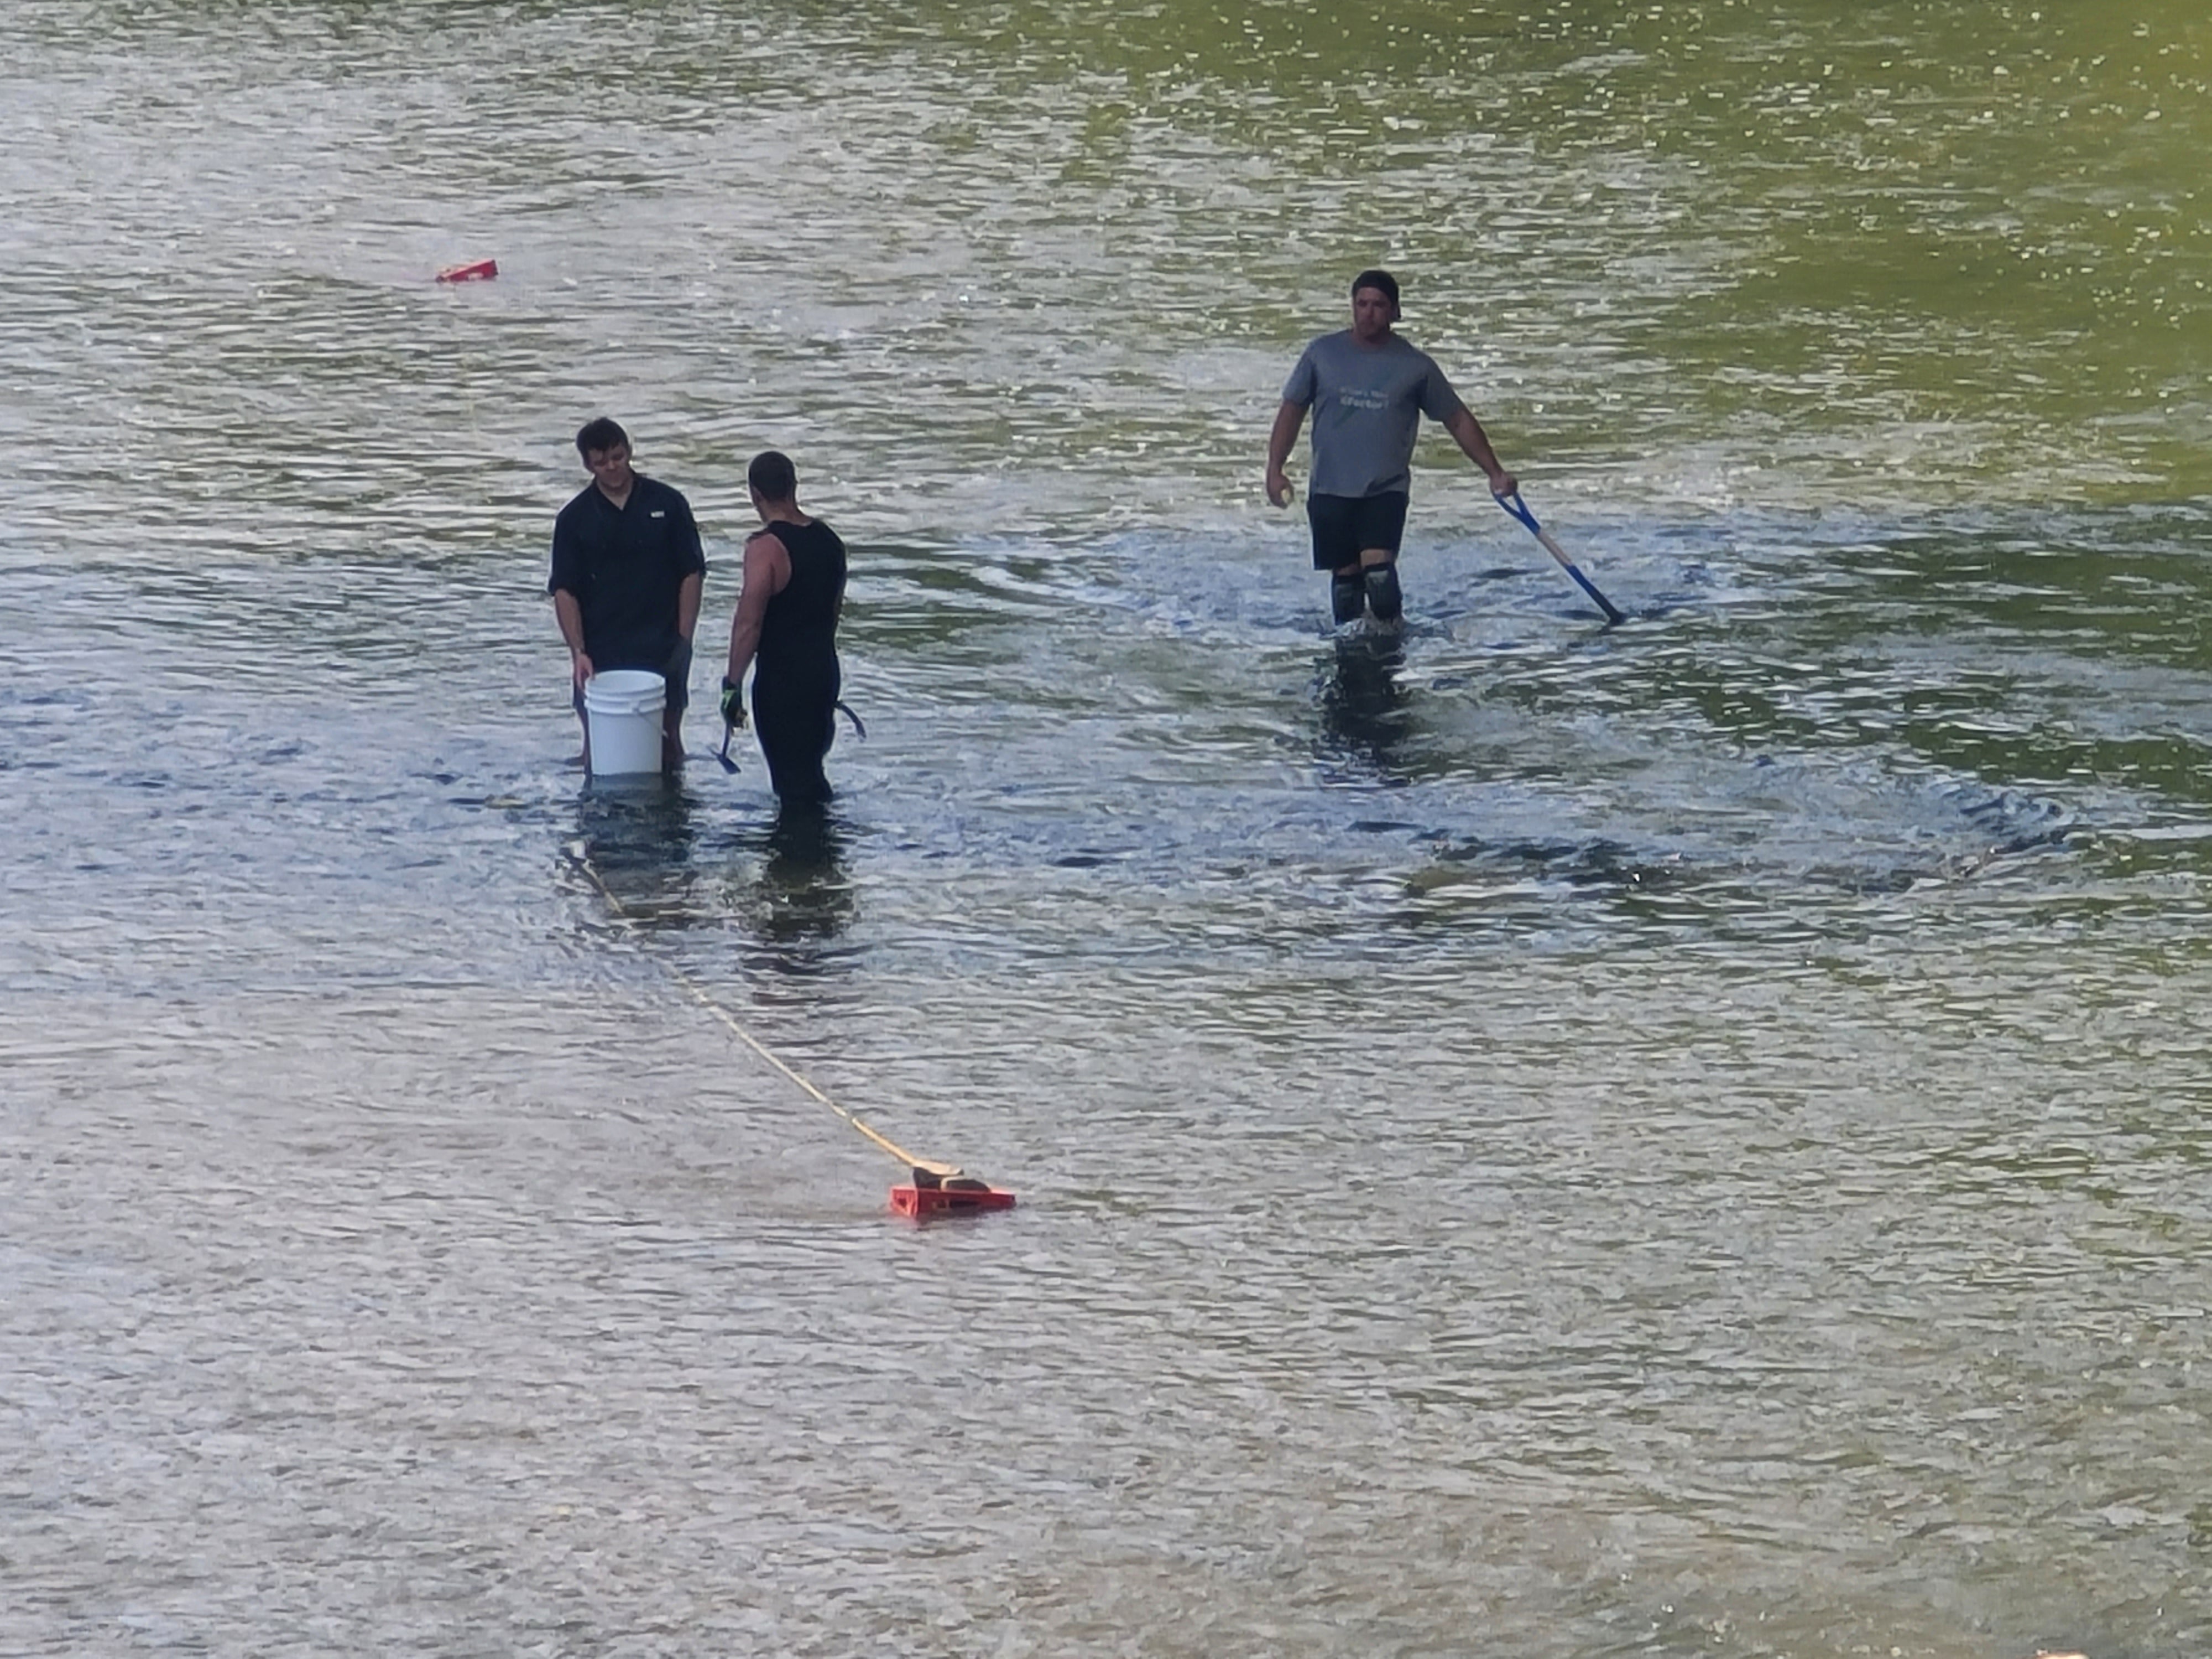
[757,518,847,681]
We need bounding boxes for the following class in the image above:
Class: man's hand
[1265,467,1293,509]
[1488,469,1519,500]
[571,650,593,690]
[718,677,748,729]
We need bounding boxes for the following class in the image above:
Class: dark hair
[1350,268,1401,314]
[575,416,629,459]
[748,449,798,500]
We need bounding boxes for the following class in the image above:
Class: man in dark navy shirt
[548,418,706,771]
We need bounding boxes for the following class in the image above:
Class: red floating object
[436,258,499,284]
[891,1182,1017,1218]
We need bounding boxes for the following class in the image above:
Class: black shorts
[1307,491,1410,571]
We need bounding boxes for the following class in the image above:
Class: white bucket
[582,669,667,776]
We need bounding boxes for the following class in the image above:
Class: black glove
[718,677,747,729]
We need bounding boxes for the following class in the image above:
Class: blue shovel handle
[1495,490,1625,625]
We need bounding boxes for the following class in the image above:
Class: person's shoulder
[633,473,692,509]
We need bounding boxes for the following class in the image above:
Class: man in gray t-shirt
[1266,269,1518,627]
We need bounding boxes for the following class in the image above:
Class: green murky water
[4,3,2210,1654]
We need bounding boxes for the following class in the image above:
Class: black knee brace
[1330,572,1366,624]
[1364,563,1403,623]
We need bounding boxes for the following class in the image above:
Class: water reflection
[560,780,858,958]
[1315,631,1414,784]
[571,776,701,930]
[724,804,857,971]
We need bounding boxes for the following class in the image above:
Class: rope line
[567,841,962,1180]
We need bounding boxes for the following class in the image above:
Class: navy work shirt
[547,474,707,670]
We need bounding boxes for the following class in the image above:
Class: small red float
[436,258,499,284]
[891,1175,1017,1218]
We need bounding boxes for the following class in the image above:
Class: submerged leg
[756,693,837,804]
[1363,561,1403,625]
[1330,570,1366,625]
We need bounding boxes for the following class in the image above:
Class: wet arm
[1444,405,1517,497]
[552,588,592,687]
[676,570,703,644]
[723,536,779,686]
[1265,400,1307,506]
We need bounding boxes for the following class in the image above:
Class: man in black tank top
[719,450,847,804]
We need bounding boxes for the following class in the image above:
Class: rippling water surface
[6,3,2211,1655]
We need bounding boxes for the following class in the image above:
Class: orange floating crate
[891,1182,1017,1218]
[436,258,499,283]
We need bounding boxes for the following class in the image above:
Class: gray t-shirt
[1281,330,1467,499]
